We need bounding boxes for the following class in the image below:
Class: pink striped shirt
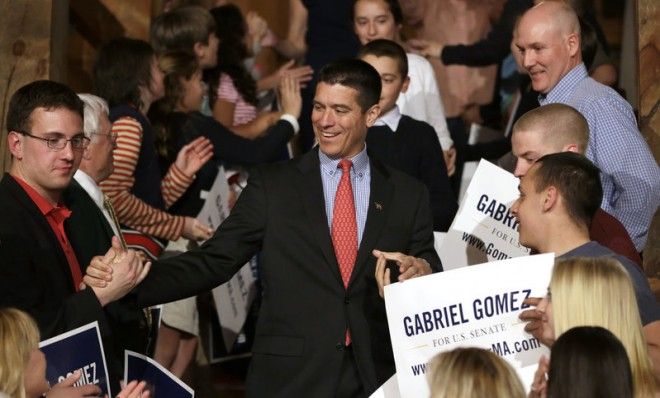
[217,73,257,126]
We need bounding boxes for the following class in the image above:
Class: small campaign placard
[385,253,554,397]
[440,159,530,269]
[39,321,111,397]
[124,350,194,398]
[197,166,257,352]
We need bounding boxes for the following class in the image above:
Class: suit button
[344,296,350,305]
[336,343,344,351]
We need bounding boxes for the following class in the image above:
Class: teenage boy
[359,39,457,231]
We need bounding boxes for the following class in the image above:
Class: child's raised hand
[278,75,302,119]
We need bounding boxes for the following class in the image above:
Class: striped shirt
[320,147,371,244]
[539,63,660,250]
[99,116,193,241]
[217,73,258,126]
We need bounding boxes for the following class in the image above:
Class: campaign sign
[385,253,554,397]
[440,159,530,270]
[39,321,111,397]
[369,374,401,398]
[124,350,194,398]
[197,166,258,352]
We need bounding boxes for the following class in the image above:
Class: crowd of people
[0,0,658,397]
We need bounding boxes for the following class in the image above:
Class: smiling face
[360,54,408,115]
[9,107,84,204]
[510,164,546,250]
[513,5,579,94]
[312,82,379,159]
[353,0,399,45]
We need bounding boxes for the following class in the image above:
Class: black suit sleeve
[182,114,293,167]
[0,234,108,338]
[416,122,458,232]
[441,0,532,66]
[136,166,268,307]
[408,182,443,272]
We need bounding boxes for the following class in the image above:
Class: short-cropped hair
[533,152,602,227]
[7,80,83,133]
[513,103,589,154]
[358,38,408,79]
[151,6,216,54]
[317,59,381,112]
[77,94,109,138]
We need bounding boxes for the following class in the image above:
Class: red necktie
[332,159,358,345]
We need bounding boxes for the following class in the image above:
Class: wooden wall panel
[638,0,660,273]
[0,0,62,172]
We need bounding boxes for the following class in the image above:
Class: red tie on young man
[331,159,358,345]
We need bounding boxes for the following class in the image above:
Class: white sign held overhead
[440,159,530,270]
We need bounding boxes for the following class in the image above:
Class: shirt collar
[319,145,370,177]
[11,174,71,220]
[73,170,104,208]
[538,63,588,105]
[373,106,402,132]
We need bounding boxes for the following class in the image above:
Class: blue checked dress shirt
[539,63,660,250]
[319,147,371,245]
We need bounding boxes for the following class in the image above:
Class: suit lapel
[349,158,393,287]
[2,174,75,290]
[296,150,344,286]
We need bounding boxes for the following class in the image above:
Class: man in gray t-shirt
[510,152,660,377]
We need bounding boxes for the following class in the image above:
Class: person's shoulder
[398,116,440,141]
[406,52,434,74]
[372,156,427,191]
[574,77,632,112]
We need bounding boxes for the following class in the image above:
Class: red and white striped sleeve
[161,163,193,209]
[99,116,185,241]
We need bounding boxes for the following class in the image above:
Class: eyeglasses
[93,132,118,146]
[19,131,90,151]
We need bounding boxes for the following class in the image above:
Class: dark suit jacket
[135,149,442,397]
[367,115,458,231]
[0,174,108,338]
[63,178,149,391]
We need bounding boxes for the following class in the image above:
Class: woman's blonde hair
[0,308,40,398]
[427,347,525,398]
[551,257,656,397]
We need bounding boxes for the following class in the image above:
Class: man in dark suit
[61,93,151,391]
[0,81,150,394]
[360,39,457,231]
[89,59,442,397]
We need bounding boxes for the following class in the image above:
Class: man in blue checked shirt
[513,1,660,252]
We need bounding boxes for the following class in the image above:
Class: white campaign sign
[385,253,554,397]
[440,159,530,270]
[197,166,257,351]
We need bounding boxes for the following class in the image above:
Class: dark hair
[151,6,216,54]
[318,59,381,112]
[357,38,408,78]
[149,51,199,158]
[533,152,602,228]
[579,16,597,69]
[93,38,155,109]
[207,4,258,106]
[6,80,83,133]
[548,326,633,398]
[352,0,404,25]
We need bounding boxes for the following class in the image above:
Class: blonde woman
[0,308,148,398]
[532,257,656,397]
[428,347,525,398]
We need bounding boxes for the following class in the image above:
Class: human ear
[400,76,410,94]
[365,104,381,127]
[7,131,23,159]
[542,186,558,212]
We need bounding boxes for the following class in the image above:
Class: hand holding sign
[518,297,554,347]
[115,380,151,398]
[373,250,433,298]
[87,237,152,306]
[45,370,102,398]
